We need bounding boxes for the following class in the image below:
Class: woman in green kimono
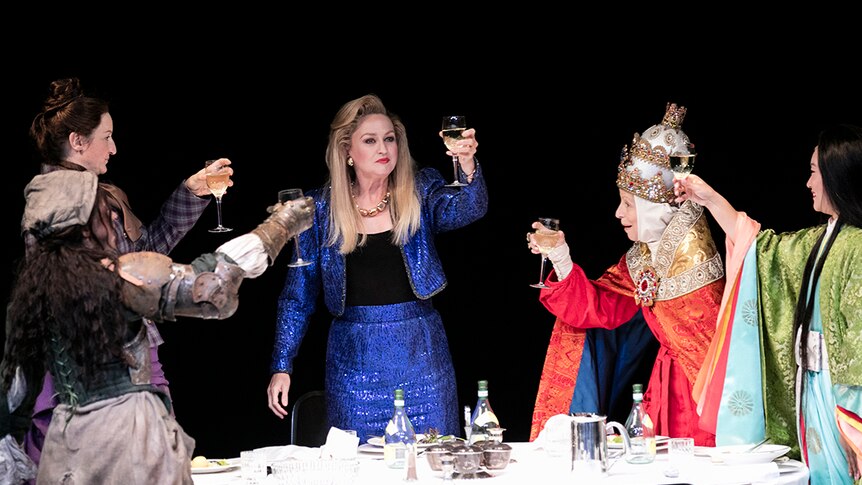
[676,124,862,484]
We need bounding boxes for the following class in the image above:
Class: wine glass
[278,188,312,267]
[441,115,468,187]
[669,143,696,180]
[205,159,232,233]
[529,217,560,289]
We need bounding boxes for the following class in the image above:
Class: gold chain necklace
[352,190,391,217]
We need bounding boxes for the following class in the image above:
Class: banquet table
[191,441,809,485]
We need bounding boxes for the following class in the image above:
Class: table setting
[191,422,808,485]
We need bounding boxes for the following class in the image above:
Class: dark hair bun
[42,78,83,112]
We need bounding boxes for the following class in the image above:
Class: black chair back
[290,390,329,447]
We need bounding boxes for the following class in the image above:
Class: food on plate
[418,427,457,444]
[191,456,230,468]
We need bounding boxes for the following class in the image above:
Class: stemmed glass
[205,160,232,233]
[669,143,696,180]
[441,115,468,187]
[278,188,312,267]
[529,217,560,289]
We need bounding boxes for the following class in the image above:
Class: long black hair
[794,124,862,391]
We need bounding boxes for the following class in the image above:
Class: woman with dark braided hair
[676,124,862,484]
[21,77,235,472]
[0,170,313,484]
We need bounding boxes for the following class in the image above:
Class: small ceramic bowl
[481,442,513,470]
[424,443,455,471]
[450,444,483,475]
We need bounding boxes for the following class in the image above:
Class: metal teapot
[570,413,630,477]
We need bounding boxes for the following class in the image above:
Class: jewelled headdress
[616,103,692,204]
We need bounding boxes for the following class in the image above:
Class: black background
[3,43,861,459]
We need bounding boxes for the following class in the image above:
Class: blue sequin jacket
[270,166,488,374]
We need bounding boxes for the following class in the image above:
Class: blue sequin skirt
[325,299,458,442]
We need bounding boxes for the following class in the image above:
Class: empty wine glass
[278,188,312,267]
[205,159,232,233]
[669,143,696,180]
[441,115,468,187]
[664,437,695,478]
[529,217,560,289]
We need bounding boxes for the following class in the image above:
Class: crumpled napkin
[253,443,320,463]
[252,427,359,463]
[534,413,572,453]
[320,427,360,460]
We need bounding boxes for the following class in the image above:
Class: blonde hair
[325,94,421,254]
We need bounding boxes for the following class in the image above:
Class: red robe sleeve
[539,255,639,330]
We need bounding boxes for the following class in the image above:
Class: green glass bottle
[624,383,656,464]
[383,389,416,468]
[469,380,500,444]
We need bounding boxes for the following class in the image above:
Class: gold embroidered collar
[626,201,725,305]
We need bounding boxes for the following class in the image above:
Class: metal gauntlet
[119,252,246,321]
[251,196,314,264]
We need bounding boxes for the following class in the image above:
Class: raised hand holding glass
[442,115,468,187]
[205,159,232,233]
[278,188,312,267]
[529,217,560,289]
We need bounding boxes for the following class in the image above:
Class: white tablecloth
[192,442,809,485]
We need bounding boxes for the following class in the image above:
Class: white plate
[366,434,439,448]
[710,444,791,465]
[358,443,383,454]
[191,458,240,474]
[777,459,806,474]
[608,435,669,449]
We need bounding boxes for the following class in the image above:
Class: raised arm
[117,196,314,321]
[674,175,741,242]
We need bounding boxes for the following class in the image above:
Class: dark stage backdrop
[3,58,861,459]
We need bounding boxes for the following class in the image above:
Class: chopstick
[745,437,770,452]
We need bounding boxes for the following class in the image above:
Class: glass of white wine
[441,115,468,187]
[278,188,312,267]
[530,217,560,289]
[669,143,696,180]
[205,159,232,233]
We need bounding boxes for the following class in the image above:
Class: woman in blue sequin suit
[266,94,488,442]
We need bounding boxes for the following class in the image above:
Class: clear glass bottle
[383,388,416,468]
[469,380,500,445]
[624,383,656,464]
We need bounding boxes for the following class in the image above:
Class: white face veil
[634,196,677,261]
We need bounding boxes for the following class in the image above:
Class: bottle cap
[395,389,404,400]
[478,380,488,390]
[632,383,643,393]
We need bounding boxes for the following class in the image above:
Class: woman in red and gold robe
[528,103,724,446]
